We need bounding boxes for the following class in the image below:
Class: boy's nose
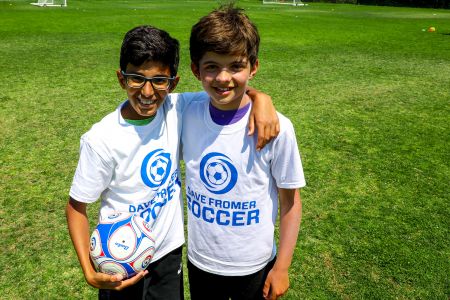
[216,69,232,83]
[141,81,155,97]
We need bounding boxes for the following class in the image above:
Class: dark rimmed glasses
[121,71,175,90]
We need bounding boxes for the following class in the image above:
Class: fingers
[95,272,122,283]
[264,288,282,300]
[91,272,122,289]
[91,270,147,291]
[248,105,279,151]
[262,278,271,299]
[264,289,278,300]
[262,270,289,300]
[269,113,280,139]
[111,274,124,282]
[274,119,280,138]
[256,122,278,151]
[255,131,266,151]
[255,120,267,150]
[248,114,255,136]
[127,270,148,285]
[269,289,277,300]
[115,270,148,291]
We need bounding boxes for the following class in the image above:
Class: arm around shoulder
[246,87,280,150]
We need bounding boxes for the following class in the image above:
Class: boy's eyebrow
[201,60,219,65]
[201,58,248,65]
[125,71,171,78]
[123,70,145,76]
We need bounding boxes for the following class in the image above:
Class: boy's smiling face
[117,61,178,120]
[192,52,258,111]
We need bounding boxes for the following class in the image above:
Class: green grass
[1,0,449,299]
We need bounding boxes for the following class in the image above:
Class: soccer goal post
[30,0,67,7]
[262,0,307,6]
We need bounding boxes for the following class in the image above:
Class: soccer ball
[150,158,168,182]
[90,212,155,279]
[206,162,228,185]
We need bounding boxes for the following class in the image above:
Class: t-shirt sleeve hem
[277,181,306,189]
[69,190,99,204]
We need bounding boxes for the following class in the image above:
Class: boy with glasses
[66,25,278,300]
[183,5,306,300]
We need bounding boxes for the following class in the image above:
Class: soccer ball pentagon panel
[150,158,168,182]
[206,162,228,185]
[90,212,155,278]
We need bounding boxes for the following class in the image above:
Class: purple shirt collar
[209,102,251,125]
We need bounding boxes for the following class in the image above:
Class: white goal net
[262,0,307,6]
[31,0,67,7]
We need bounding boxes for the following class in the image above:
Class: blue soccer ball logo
[150,158,168,182]
[200,153,238,194]
[141,149,172,189]
[206,162,228,185]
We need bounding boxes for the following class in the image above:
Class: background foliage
[1,0,449,299]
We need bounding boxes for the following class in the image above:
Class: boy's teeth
[140,99,154,105]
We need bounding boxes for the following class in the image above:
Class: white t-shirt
[70,92,197,262]
[181,94,306,276]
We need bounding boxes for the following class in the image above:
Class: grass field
[0,0,449,299]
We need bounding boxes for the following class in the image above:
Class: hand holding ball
[90,213,155,279]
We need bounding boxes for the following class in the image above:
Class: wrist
[83,263,97,280]
[246,86,257,97]
[272,259,290,273]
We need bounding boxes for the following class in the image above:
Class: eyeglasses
[121,71,175,90]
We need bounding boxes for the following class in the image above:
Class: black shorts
[187,257,276,300]
[99,246,184,300]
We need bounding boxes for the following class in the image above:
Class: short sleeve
[69,138,114,203]
[179,91,208,114]
[271,119,306,189]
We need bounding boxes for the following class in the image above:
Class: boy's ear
[190,62,201,80]
[168,76,180,93]
[249,59,259,80]
[116,69,126,89]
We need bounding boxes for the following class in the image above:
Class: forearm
[66,198,144,289]
[275,189,302,271]
[66,198,96,280]
[262,189,301,299]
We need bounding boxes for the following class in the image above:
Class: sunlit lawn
[0,0,449,298]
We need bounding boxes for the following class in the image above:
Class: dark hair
[190,4,260,67]
[120,25,180,76]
